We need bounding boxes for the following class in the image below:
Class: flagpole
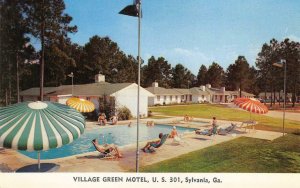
[136,0,141,173]
[119,0,142,173]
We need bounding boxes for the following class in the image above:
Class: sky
[63,0,300,74]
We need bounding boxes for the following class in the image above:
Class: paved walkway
[0,122,283,172]
[263,111,300,121]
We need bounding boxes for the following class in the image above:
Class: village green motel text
[73,176,220,184]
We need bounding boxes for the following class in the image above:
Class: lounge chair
[144,134,169,153]
[218,123,237,135]
[172,134,188,146]
[91,141,117,159]
[195,126,218,136]
[238,120,257,132]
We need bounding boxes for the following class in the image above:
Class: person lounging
[195,128,214,135]
[92,139,122,158]
[141,133,164,152]
[195,117,218,135]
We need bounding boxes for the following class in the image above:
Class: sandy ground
[0,118,284,173]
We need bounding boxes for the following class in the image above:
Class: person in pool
[141,133,163,152]
[92,139,122,158]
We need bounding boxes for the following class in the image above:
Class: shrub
[117,106,132,120]
[148,110,153,117]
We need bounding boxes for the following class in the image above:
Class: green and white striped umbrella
[0,101,85,151]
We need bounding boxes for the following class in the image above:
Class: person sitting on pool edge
[146,121,154,126]
[92,139,122,158]
[141,133,163,152]
[169,126,178,138]
[183,114,194,122]
[98,113,107,125]
[109,115,118,125]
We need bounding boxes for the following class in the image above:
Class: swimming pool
[19,124,196,159]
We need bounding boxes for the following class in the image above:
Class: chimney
[152,82,158,87]
[205,84,211,89]
[200,85,205,91]
[221,87,225,93]
[95,74,105,83]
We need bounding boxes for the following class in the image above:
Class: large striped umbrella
[66,97,95,113]
[0,101,85,171]
[234,98,268,114]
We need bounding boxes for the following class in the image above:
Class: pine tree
[206,62,225,88]
[0,0,33,105]
[172,64,195,88]
[142,56,173,88]
[23,0,77,98]
[226,56,251,97]
[197,65,207,86]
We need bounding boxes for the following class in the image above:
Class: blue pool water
[19,124,196,159]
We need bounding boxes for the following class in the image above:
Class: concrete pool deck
[0,119,284,172]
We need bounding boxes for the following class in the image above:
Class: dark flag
[119,0,142,17]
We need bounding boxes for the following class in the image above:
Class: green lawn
[140,134,300,173]
[149,104,300,133]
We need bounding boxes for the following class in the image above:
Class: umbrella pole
[38,151,41,171]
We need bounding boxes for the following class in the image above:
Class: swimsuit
[150,142,160,148]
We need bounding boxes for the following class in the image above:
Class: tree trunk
[273,88,276,107]
[264,85,267,105]
[278,90,281,107]
[292,83,296,107]
[40,0,45,101]
[16,52,20,103]
[270,85,273,107]
[8,56,11,105]
[5,89,8,106]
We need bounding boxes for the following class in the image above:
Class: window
[164,96,167,100]
[170,96,173,101]
[157,96,160,101]
[189,95,192,101]
[175,96,178,100]
[202,95,204,99]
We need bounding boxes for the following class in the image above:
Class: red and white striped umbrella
[234,98,268,114]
